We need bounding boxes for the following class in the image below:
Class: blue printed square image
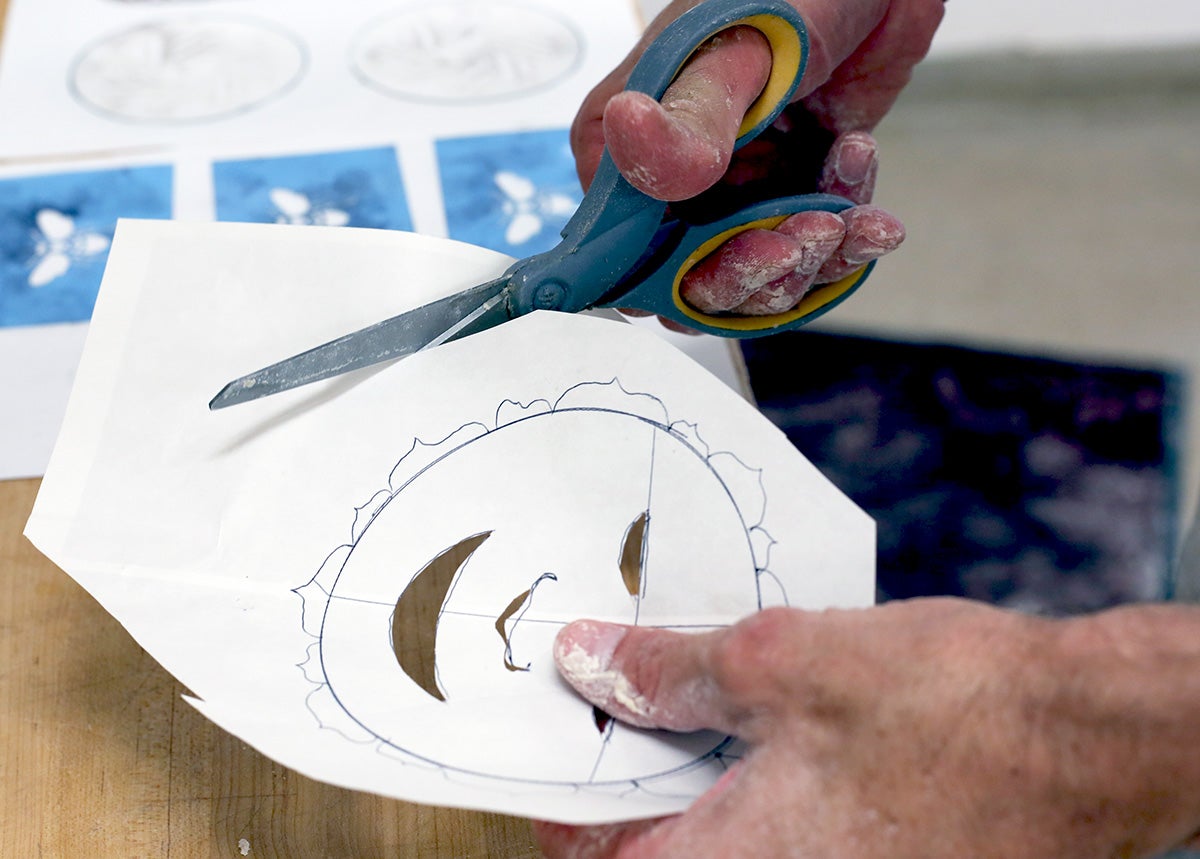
[213,147,412,231]
[0,165,172,328]
[437,129,581,256]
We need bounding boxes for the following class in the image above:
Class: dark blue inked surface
[742,331,1184,615]
[213,146,412,231]
[0,165,172,328]
[437,129,581,256]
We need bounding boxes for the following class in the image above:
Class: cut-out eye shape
[585,510,649,735]
[392,531,492,702]
[619,511,649,598]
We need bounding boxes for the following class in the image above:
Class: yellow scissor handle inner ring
[672,216,869,332]
[731,12,806,139]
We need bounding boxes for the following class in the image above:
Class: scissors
[209,0,874,410]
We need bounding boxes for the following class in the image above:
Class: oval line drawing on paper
[349,1,583,104]
[296,380,782,796]
[392,531,492,702]
[68,15,307,124]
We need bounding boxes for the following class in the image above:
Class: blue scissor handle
[602,193,874,337]
[557,0,808,246]
[626,0,809,146]
[508,0,856,331]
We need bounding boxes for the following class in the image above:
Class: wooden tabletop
[0,0,537,854]
[1,482,542,857]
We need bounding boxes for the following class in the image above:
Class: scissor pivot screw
[532,280,568,311]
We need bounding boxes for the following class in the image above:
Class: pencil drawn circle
[349,2,582,103]
[69,16,306,124]
[297,383,778,790]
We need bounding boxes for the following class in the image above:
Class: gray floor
[811,47,1200,592]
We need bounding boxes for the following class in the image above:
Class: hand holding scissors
[211,0,876,410]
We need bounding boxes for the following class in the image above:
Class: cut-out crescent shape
[392,531,492,702]
[619,511,649,598]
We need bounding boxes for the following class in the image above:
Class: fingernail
[840,218,905,264]
[840,234,892,265]
[554,620,626,688]
[832,137,876,187]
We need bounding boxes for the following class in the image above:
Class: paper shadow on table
[741,331,1185,615]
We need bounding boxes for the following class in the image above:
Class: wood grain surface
[1,484,543,858]
[0,1,539,854]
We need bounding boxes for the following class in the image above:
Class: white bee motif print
[269,188,351,228]
[28,209,110,289]
[494,170,576,246]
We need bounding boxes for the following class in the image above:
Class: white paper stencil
[26,220,873,823]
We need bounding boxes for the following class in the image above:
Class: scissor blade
[209,278,511,410]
